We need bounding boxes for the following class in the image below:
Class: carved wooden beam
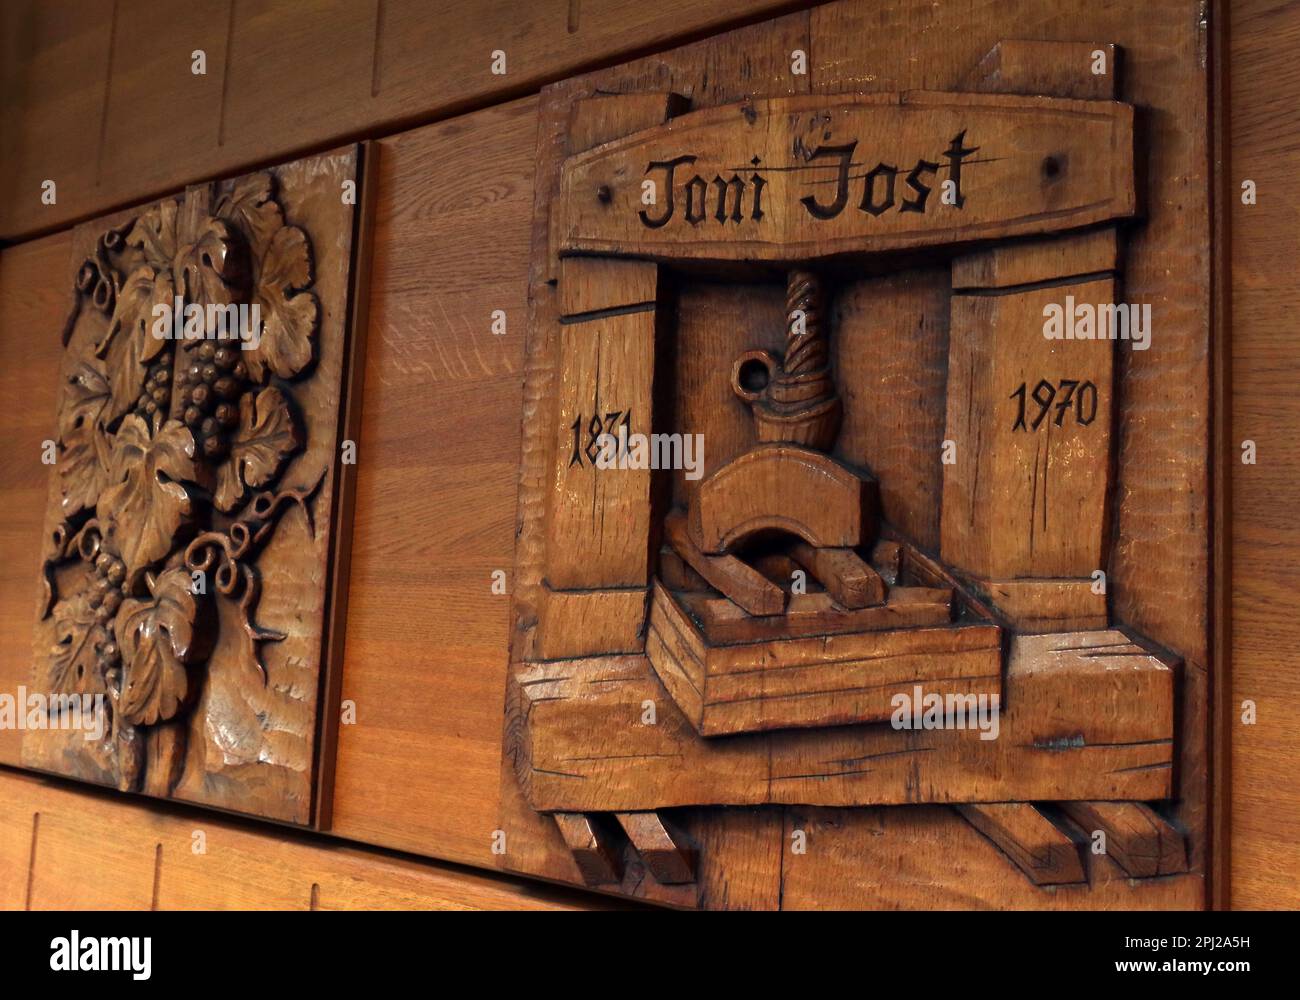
[615,812,698,885]
[1059,802,1189,878]
[513,630,1176,810]
[553,813,625,886]
[956,803,1087,886]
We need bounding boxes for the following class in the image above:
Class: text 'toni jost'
[637,131,980,228]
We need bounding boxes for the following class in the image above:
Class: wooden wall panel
[0,0,114,235]
[0,0,805,241]
[0,232,73,767]
[831,269,950,551]
[0,793,36,908]
[325,98,537,867]
[31,808,158,909]
[96,1,231,198]
[0,768,611,910]
[1228,0,1300,910]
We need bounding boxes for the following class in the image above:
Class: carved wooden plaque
[499,31,1209,909]
[559,93,1135,260]
[24,147,364,825]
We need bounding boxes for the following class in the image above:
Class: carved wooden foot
[957,800,1190,886]
[553,810,698,888]
[956,804,1086,886]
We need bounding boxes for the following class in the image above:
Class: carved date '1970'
[1009,379,1098,431]
[639,131,979,228]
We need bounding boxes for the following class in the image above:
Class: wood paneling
[325,98,536,867]
[1227,0,1300,910]
[4,0,1290,911]
[0,0,806,241]
[0,0,115,236]
[0,767,611,910]
[0,232,74,767]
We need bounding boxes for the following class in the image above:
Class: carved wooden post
[531,92,685,661]
[941,231,1118,631]
[535,257,661,660]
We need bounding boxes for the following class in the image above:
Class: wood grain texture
[941,277,1117,581]
[664,510,786,616]
[0,0,804,240]
[691,807,784,910]
[674,586,956,643]
[615,811,697,884]
[645,580,997,736]
[1059,800,1188,878]
[535,584,648,659]
[558,257,659,317]
[326,97,536,866]
[830,267,950,550]
[785,541,886,609]
[0,0,116,237]
[553,812,624,885]
[0,233,73,768]
[544,309,656,587]
[498,0,1210,909]
[690,444,874,551]
[1228,0,1300,911]
[0,0,1225,912]
[567,92,690,157]
[0,767,612,910]
[558,92,1136,260]
[505,6,812,693]
[969,578,1108,633]
[951,228,1118,289]
[964,40,1119,101]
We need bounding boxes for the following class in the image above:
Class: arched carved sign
[559,92,1135,260]
[25,148,365,826]
[501,38,1203,908]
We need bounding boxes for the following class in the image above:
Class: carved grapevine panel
[27,150,360,824]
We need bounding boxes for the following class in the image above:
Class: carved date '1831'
[639,131,978,229]
[569,410,633,467]
[1009,378,1099,431]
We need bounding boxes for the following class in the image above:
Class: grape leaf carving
[128,198,248,302]
[97,265,173,423]
[115,567,201,726]
[214,386,301,513]
[245,225,318,381]
[213,174,318,382]
[175,216,250,310]
[127,198,182,273]
[99,416,199,577]
[57,359,113,517]
[48,593,110,698]
[214,172,285,260]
